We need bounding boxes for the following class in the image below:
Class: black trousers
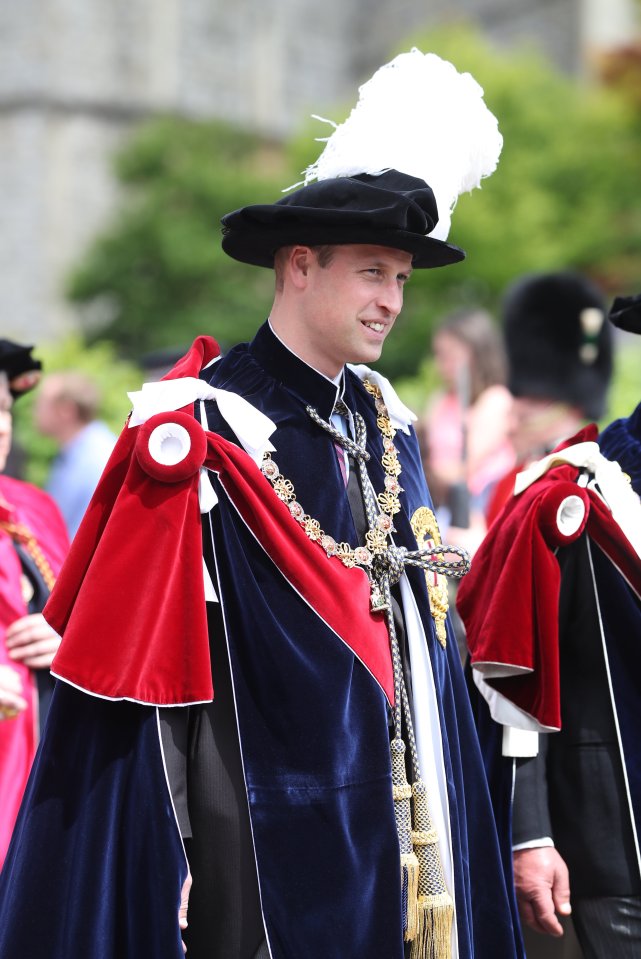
[572,895,641,959]
[162,603,268,959]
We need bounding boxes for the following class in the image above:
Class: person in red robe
[0,340,69,865]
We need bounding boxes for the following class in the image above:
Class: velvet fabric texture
[458,465,589,730]
[592,544,641,869]
[0,683,187,958]
[458,428,641,731]
[0,328,522,958]
[46,414,214,705]
[47,331,392,706]
[47,411,394,707]
[200,322,522,958]
[600,401,641,493]
[210,495,403,955]
[0,475,68,863]
[459,424,641,901]
[45,336,221,705]
[597,409,641,860]
[221,170,465,269]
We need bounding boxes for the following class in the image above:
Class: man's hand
[513,847,571,937]
[6,614,61,670]
[179,871,192,953]
[0,663,28,717]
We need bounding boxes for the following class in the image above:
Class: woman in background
[419,308,515,528]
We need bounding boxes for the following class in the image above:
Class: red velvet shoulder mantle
[47,337,393,706]
[457,427,641,730]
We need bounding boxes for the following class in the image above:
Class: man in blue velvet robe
[0,51,521,959]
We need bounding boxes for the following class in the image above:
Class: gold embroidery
[410,507,449,649]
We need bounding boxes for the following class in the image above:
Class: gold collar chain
[260,380,402,571]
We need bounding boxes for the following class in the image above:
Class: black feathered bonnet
[503,271,612,421]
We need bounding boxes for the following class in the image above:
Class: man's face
[0,378,13,474]
[295,244,413,378]
[34,379,61,438]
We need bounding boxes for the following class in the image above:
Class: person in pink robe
[0,340,69,865]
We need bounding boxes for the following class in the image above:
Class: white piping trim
[155,707,189,861]
[510,756,517,805]
[587,539,641,877]
[473,661,533,678]
[50,672,211,708]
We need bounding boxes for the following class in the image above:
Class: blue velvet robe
[0,322,521,959]
[598,406,641,875]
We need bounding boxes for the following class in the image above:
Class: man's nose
[377,280,403,316]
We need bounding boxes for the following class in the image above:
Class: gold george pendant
[410,507,448,649]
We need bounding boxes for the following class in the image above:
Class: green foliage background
[68,121,288,359]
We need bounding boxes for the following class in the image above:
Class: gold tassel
[410,892,454,959]
[401,851,420,942]
[410,780,454,959]
[391,738,420,941]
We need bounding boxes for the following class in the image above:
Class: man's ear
[288,246,315,288]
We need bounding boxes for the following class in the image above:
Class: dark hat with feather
[222,50,502,270]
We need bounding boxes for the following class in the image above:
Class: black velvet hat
[608,293,641,334]
[503,271,613,421]
[221,170,466,270]
[221,50,504,271]
[0,339,42,398]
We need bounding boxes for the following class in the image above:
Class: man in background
[35,372,116,538]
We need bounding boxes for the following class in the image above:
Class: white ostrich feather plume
[302,49,503,241]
